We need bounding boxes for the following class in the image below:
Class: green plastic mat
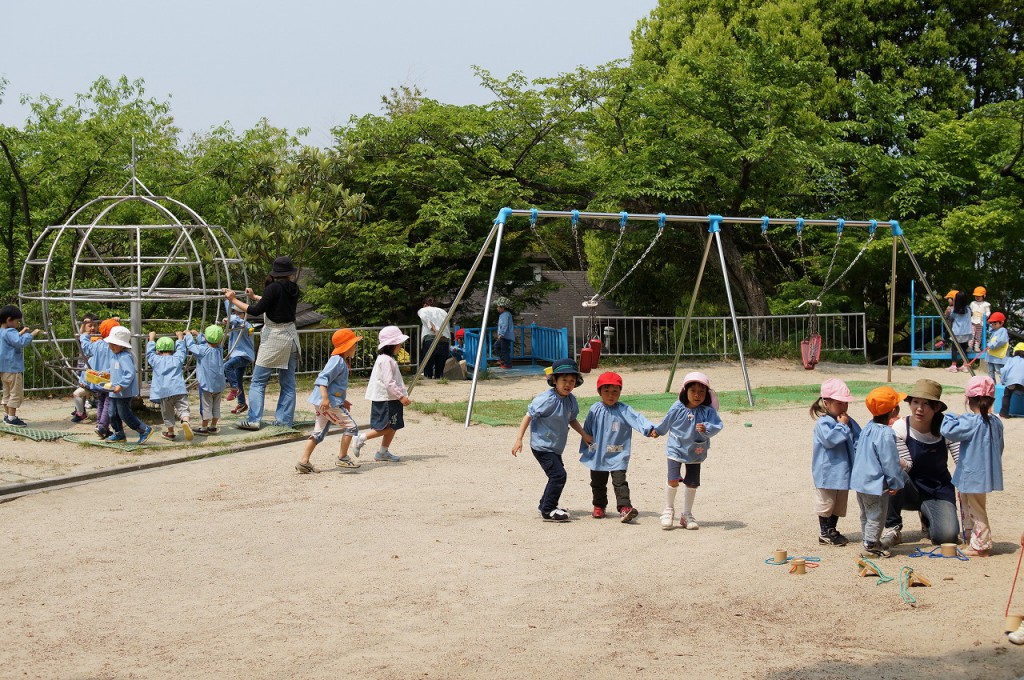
[63,433,144,452]
[0,425,70,442]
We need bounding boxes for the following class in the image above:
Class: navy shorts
[667,459,701,488]
[370,399,404,431]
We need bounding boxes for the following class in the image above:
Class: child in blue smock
[984,312,1009,383]
[82,319,121,438]
[810,378,861,547]
[224,313,255,414]
[295,329,362,473]
[187,326,227,433]
[940,375,1004,557]
[103,325,153,444]
[512,358,593,522]
[71,313,99,423]
[579,371,658,523]
[146,331,192,441]
[654,371,724,531]
[999,343,1024,418]
[0,305,42,427]
[851,386,905,558]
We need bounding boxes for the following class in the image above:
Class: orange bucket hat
[331,328,362,356]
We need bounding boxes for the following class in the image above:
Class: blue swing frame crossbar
[463,208,961,427]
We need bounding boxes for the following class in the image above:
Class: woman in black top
[224,256,301,430]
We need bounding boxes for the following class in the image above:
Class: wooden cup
[774,549,788,564]
[940,543,958,558]
[1005,615,1023,633]
[791,558,806,575]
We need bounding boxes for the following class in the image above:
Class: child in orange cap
[851,386,906,558]
[970,286,991,353]
[579,372,658,523]
[296,329,363,473]
[940,375,1003,556]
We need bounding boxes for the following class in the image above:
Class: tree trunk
[5,194,15,291]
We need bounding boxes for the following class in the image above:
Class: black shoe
[820,527,849,546]
[860,544,892,558]
[541,508,570,522]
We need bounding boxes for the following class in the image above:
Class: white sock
[683,486,697,515]
[664,484,678,510]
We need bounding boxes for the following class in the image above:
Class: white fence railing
[573,314,867,359]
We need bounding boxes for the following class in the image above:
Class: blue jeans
[497,337,513,366]
[885,472,960,544]
[246,351,297,426]
[109,397,146,433]
[223,355,251,405]
[532,449,567,514]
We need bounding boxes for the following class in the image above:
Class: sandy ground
[1,359,1022,679]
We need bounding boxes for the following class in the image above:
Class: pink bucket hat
[377,325,409,349]
[820,378,854,402]
[965,375,995,398]
[681,371,720,410]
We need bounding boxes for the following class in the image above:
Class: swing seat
[588,338,602,369]
[801,334,822,370]
[579,346,593,373]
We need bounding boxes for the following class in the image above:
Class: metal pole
[713,228,754,406]
[887,235,898,382]
[898,233,971,371]
[409,222,499,395]
[465,221,505,427]
[665,233,715,393]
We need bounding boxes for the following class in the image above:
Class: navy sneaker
[137,426,154,444]
[105,431,127,442]
[5,416,27,427]
[70,412,87,423]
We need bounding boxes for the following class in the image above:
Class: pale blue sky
[1,0,658,146]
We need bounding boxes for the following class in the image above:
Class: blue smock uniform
[527,389,579,453]
[0,328,34,372]
[1001,356,1024,386]
[940,412,1003,493]
[812,415,861,490]
[81,334,115,373]
[307,355,349,408]
[186,335,227,394]
[108,349,139,399]
[146,340,187,401]
[850,421,904,495]
[653,401,723,463]
[579,401,655,471]
[227,314,255,361]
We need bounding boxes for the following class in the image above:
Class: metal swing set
[411,207,970,427]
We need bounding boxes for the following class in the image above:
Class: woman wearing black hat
[881,379,961,548]
[224,256,301,430]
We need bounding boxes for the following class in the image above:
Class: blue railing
[909,280,986,366]
[462,324,568,369]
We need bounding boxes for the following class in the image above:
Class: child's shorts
[814,488,849,517]
[667,459,701,487]
[370,399,404,431]
[199,389,221,421]
[1,372,25,409]
[309,406,358,445]
[159,394,190,429]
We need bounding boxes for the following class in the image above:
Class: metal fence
[573,313,867,359]
[24,325,422,393]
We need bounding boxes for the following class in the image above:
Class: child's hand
[648,431,659,439]
[399,396,411,406]
[696,423,706,434]
[112,385,122,394]
[148,331,156,341]
[18,327,28,335]
[581,432,594,447]
[190,329,198,336]
[343,400,352,411]
[512,439,523,457]
[176,331,184,340]
[30,328,42,336]
[886,489,898,495]
[837,413,849,425]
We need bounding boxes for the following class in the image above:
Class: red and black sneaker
[592,506,605,519]
[619,506,639,523]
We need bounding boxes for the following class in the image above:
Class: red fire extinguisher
[579,345,593,373]
[588,338,603,368]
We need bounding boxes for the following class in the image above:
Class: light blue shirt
[0,328,35,373]
[1001,356,1024,386]
[80,333,115,373]
[850,421,904,495]
[527,389,579,453]
[940,412,1003,493]
[227,314,255,361]
[987,327,1009,366]
[108,348,139,399]
[146,340,187,401]
[186,335,227,394]
[498,310,514,340]
[307,354,349,407]
[812,415,861,490]
[579,401,655,471]
[654,401,723,463]
[950,310,972,338]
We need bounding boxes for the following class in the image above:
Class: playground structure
[409,208,973,426]
[18,169,247,388]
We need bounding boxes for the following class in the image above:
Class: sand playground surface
[1,359,1023,679]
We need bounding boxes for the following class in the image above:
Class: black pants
[532,449,567,514]
[421,337,450,379]
[590,470,631,510]
[1001,383,1023,418]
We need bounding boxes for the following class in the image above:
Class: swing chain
[591,217,665,304]
[529,212,589,297]
[593,212,629,299]
[816,230,875,300]
[570,210,586,271]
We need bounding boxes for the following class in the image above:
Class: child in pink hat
[809,378,861,546]
[939,375,1003,556]
[355,326,412,462]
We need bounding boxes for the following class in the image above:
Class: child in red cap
[851,386,906,558]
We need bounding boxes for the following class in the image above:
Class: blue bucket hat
[547,358,583,386]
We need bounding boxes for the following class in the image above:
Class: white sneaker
[353,434,366,458]
[880,525,902,549]
[1009,623,1024,645]
[660,507,675,530]
[681,512,699,530]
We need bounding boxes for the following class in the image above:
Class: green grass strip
[411,381,964,427]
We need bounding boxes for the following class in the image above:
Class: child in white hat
[354,325,412,462]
